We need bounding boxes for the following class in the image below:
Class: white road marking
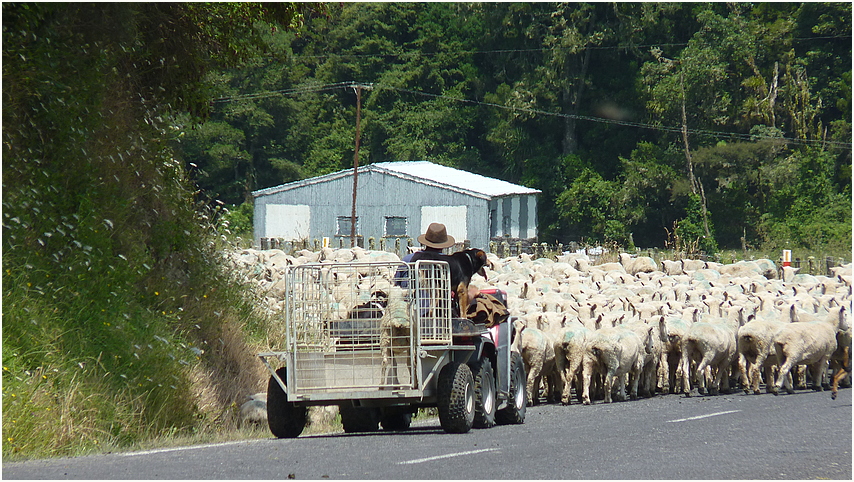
[666,410,741,423]
[398,448,500,465]
[118,440,258,457]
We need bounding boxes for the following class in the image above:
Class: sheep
[239,392,268,428]
[623,319,663,397]
[380,286,411,386]
[737,313,788,395]
[661,259,684,276]
[680,309,742,396]
[773,306,847,395]
[234,246,851,405]
[512,318,559,405]
[554,320,593,404]
[619,253,658,276]
[581,325,651,404]
[681,259,707,272]
[659,314,693,394]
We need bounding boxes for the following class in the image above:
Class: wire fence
[257,237,850,277]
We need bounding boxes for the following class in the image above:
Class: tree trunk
[680,69,712,239]
[562,26,593,156]
[680,70,697,195]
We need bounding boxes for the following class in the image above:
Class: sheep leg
[667,351,680,394]
[794,365,808,389]
[738,352,756,393]
[694,353,711,396]
[581,361,594,405]
[774,344,796,395]
[681,350,693,396]
[751,352,768,395]
[603,372,614,404]
[712,361,730,396]
[809,356,829,391]
[763,363,777,395]
[659,351,674,394]
[527,368,542,406]
[629,368,640,401]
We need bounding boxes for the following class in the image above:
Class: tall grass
[2,16,270,457]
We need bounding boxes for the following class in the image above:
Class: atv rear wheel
[437,362,475,433]
[495,351,526,425]
[267,367,308,438]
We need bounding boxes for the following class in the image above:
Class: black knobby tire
[495,351,527,425]
[267,367,308,438]
[469,358,497,429]
[339,404,381,433]
[380,406,413,431]
[437,362,475,433]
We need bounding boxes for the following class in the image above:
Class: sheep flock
[230,246,852,416]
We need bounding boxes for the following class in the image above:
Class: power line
[211,82,851,150]
[262,35,850,61]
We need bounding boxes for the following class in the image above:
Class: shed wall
[254,170,510,249]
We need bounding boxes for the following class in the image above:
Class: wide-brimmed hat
[417,223,455,249]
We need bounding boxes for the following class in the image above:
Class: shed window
[384,216,407,237]
[336,216,359,236]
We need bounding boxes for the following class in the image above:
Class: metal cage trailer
[258,260,527,437]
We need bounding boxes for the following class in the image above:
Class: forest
[184,2,852,253]
[1,2,850,459]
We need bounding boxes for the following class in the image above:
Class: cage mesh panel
[283,261,451,394]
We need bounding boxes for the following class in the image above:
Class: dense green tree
[181,2,849,252]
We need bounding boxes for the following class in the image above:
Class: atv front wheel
[469,358,496,428]
[495,351,526,425]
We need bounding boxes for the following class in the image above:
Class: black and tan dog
[411,248,489,317]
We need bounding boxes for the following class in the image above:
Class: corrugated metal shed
[373,161,540,198]
[252,161,541,252]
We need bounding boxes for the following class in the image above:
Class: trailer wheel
[267,367,307,438]
[495,351,526,425]
[469,358,496,428]
[437,362,475,433]
[380,406,413,431]
[339,404,381,433]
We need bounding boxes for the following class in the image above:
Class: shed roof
[252,161,540,199]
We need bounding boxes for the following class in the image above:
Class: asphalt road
[4,388,851,480]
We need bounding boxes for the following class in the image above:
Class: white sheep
[581,325,650,404]
[554,320,593,405]
[380,286,411,386]
[239,392,268,428]
[737,312,788,395]
[512,318,559,405]
[619,252,658,276]
[623,319,663,398]
[773,306,847,394]
[680,309,742,396]
[659,314,693,394]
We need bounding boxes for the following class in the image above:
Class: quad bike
[258,259,526,437]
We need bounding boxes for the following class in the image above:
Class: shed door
[421,206,467,243]
[266,204,310,240]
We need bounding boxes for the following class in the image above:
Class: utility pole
[350,83,372,247]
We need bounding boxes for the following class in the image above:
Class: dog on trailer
[409,248,489,317]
